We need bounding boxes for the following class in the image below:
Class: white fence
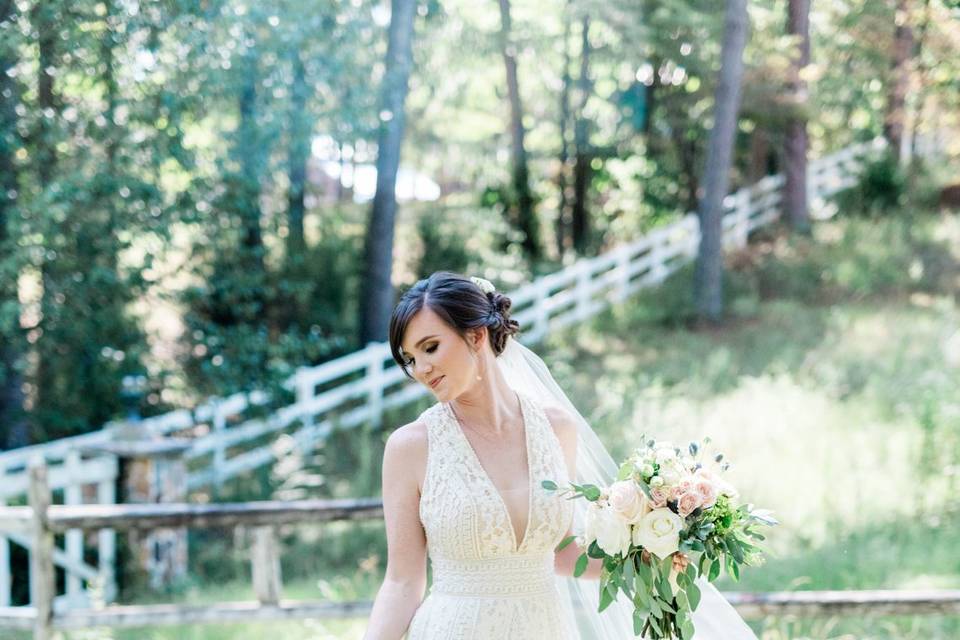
[0,136,892,612]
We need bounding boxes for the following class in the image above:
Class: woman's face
[399,306,483,399]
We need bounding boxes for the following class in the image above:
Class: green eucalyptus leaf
[688,580,702,610]
[555,535,576,552]
[574,553,589,578]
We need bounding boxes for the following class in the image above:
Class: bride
[363,271,758,639]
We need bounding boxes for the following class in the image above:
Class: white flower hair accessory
[470,276,496,294]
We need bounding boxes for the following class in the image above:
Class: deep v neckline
[444,390,533,552]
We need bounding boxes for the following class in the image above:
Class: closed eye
[403,344,437,367]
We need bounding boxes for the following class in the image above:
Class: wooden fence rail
[3,459,960,638]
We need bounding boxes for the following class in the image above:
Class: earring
[473,351,483,381]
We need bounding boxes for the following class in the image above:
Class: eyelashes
[403,344,437,366]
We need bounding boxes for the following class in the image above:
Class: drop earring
[473,351,483,381]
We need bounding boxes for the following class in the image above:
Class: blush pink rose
[670,478,694,501]
[694,479,718,508]
[649,486,670,508]
[676,491,703,518]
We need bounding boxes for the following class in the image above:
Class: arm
[543,404,603,581]
[363,421,429,640]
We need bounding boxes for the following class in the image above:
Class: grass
[16,210,960,639]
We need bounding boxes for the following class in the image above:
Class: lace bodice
[406,389,579,639]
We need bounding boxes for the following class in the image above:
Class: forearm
[363,576,426,640]
[554,543,603,580]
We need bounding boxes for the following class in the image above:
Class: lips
[430,376,444,388]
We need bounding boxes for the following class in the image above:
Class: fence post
[251,526,282,606]
[575,261,592,322]
[97,477,117,603]
[212,399,227,491]
[366,343,384,430]
[64,451,84,608]
[615,246,631,302]
[28,457,55,640]
[88,440,191,592]
[735,188,751,247]
[533,281,549,342]
[295,369,315,433]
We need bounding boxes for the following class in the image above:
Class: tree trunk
[555,2,573,260]
[0,0,27,448]
[358,0,417,345]
[571,15,592,255]
[884,0,913,164]
[748,126,771,183]
[784,0,811,232]
[694,0,749,324]
[672,122,700,214]
[496,0,540,263]
[32,0,60,442]
[286,50,310,263]
[238,48,265,272]
[908,0,931,168]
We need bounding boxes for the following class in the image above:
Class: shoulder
[384,418,428,459]
[383,418,429,489]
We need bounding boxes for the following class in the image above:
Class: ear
[467,326,486,351]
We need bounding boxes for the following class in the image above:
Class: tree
[694,0,749,323]
[784,0,811,232]
[0,0,27,447]
[359,0,418,345]
[571,15,592,255]
[884,0,914,163]
[286,49,310,264]
[496,0,541,264]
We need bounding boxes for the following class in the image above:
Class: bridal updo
[389,271,521,379]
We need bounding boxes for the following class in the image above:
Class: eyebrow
[402,334,438,355]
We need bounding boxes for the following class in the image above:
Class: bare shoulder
[385,418,428,454]
[383,418,429,491]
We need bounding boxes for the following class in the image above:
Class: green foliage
[835,150,907,216]
[414,207,475,279]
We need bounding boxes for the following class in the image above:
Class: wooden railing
[0,134,926,613]
[3,459,959,638]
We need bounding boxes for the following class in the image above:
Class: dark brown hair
[389,271,521,379]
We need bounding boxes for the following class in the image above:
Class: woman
[363,271,758,639]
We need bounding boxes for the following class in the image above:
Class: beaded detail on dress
[406,389,579,639]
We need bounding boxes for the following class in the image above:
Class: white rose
[658,459,686,485]
[649,475,664,488]
[640,464,655,477]
[654,443,677,461]
[587,503,633,557]
[608,480,651,524]
[633,507,684,559]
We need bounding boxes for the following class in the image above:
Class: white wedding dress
[406,389,582,639]
[404,335,760,639]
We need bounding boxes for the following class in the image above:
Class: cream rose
[632,507,684,559]
[608,481,650,523]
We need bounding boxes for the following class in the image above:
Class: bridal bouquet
[544,435,778,640]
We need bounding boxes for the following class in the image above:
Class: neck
[448,358,520,436]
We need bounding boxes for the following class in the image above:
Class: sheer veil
[495,334,758,639]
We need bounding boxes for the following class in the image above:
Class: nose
[414,360,432,382]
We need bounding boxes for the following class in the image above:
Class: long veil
[495,334,758,639]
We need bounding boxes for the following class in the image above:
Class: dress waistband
[430,554,557,598]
